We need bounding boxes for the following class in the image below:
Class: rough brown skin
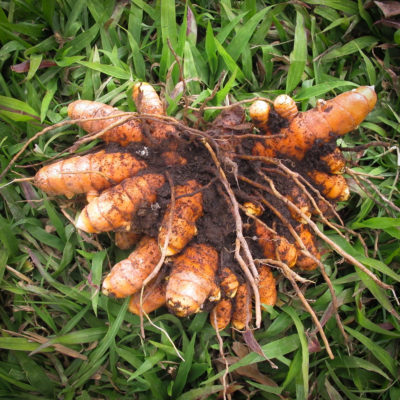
[129,276,166,315]
[76,174,165,233]
[158,180,203,256]
[252,86,377,160]
[210,298,232,331]
[166,243,220,317]
[255,221,297,268]
[115,231,142,250]
[102,236,161,298]
[68,100,143,146]
[307,171,350,201]
[295,224,320,271]
[219,267,239,298]
[34,150,147,199]
[258,265,277,309]
[232,283,252,330]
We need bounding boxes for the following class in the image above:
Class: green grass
[0,1,400,399]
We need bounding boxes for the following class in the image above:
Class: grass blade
[344,326,398,377]
[286,11,307,92]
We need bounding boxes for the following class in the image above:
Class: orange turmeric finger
[249,100,271,132]
[258,265,277,309]
[294,224,321,271]
[115,231,142,250]
[34,150,147,198]
[273,94,298,120]
[255,221,297,268]
[102,237,161,298]
[129,276,167,315]
[320,148,346,174]
[252,86,377,160]
[219,267,239,298]
[210,299,232,331]
[76,173,165,233]
[158,180,203,256]
[166,244,220,317]
[133,82,176,142]
[242,201,264,217]
[231,283,252,330]
[161,151,187,166]
[285,185,311,223]
[307,171,350,201]
[68,100,143,146]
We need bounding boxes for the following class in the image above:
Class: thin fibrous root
[139,171,175,337]
[188,96,274,111]
[233,154,345,226]
[260,165,346,239]
[137,172,184,362]
[255,191,347,348]
[347,168,400,214]
[238,174,393,291]
[282,266,335,360]
[203,139,262,328]
[212,311,229,400]
[255,258,313,284]
[340,141,391,152]
[257,171,349,345]
[238,203,276,235]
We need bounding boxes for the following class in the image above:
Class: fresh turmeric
[115,231,142,250]
[307,171,350,201]
[255,221,297,268]
[76,174,165,233]
[158,180,203,256]
[166,243,220,317]
[210,298,232,331]
[102,236,161,298]
[258,265,277,308]
[294,224,320,271]
[231,283,252,330]
[251,86,377,160]
[68,100,143,146]
[219,267,239,298]
[129,275,167,315]
[34,150,146,199]
[320,148,346,175]
[133,82,176,142]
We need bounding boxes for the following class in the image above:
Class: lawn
[0,1,399,399]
